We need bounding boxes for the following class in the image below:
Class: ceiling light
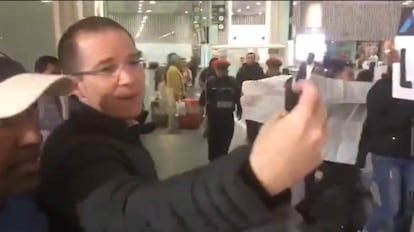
[185,10,189,14]
[41,0,52,2]
[200,8,203,12]
[146,9,152,13]
[237,9,242,13]
[293,1,297,6]
[246,6,250,9]
[256,2,261,5]
[202,16,207,20]
[258,11,263,15]
[143,15,148,19]
[149,1,156,4]
[138,10,142,13]
[139,0,144,2]
[199,1,202,3]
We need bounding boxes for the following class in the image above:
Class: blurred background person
[236,52,265,144]
[296,52,324,81]
[364,68,414,232]
[34,55,64,141]
[199,57,218,89]
[296,53,324,81]
[188,55,199,87]
[265,57,283,77]
[165,53,185,134]
[179,58,192,89]
[199,59,241,161]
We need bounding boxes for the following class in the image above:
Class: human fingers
[291,81,323,119]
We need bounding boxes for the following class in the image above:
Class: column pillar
[298,1,323,33]
[268,1,290,45]
[266,1,291,65]
[52,1,84,120]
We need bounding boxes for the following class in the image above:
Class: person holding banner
[365,68,414,232]
[236,52,265,144]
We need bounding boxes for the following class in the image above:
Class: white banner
[241,75,374,164]
[241,75,291,123]
[392,48,414,101]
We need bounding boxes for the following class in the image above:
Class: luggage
[178,98,203,129]
[150,100,168,128]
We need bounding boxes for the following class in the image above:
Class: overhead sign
[211,5,226,31]
[398,7,414,36]
[392,48,414,100]
[393,7,414,101]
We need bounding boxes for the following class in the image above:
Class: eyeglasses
[71,59,144,79]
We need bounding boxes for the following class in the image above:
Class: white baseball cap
[0,73,75,119]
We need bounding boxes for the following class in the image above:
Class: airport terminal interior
[2,0,414,231]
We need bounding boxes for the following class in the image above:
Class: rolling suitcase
[178,98,203,129]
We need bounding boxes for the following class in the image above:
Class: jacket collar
[69,98,142,142]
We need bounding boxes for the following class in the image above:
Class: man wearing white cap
[0,55,74,232]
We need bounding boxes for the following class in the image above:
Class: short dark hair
[0,57,26,82]
[58,16,133,73]
[34,55,59,73]
[356,69,374,82]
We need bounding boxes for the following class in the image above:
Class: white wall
[137,43,192,65]
[228,25,269,46]
[0,1,55,70]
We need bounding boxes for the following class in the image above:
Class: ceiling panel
[232,1,266,16]
[107,1,194,14]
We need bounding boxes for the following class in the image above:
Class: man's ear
[71,76,85,99]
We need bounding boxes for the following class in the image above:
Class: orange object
[178,98,203,129]
[178,114,203,129]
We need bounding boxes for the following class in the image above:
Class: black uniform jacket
[37,100,283,232]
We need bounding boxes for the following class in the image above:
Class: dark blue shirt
[0,194,48,232]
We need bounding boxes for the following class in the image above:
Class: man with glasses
[38,16,328,232]
[0,55,74,232]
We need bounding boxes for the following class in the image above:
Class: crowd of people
[0,14,413,232]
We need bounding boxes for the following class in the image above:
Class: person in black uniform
[199,59,242,162]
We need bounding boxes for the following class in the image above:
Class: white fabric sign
[392,59,414,101]
[241,75,291,123]
[241,75,374,165]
